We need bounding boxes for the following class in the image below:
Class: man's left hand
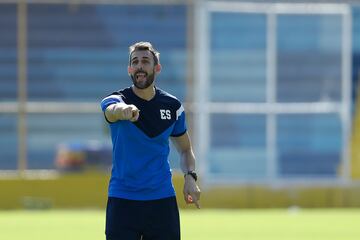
[183,175,201,209]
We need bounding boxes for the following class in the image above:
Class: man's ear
[155,64,162,74]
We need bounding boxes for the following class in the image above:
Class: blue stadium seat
[26,4,187,102]
[279,152,340,176]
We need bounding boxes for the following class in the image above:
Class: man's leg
[142,197,180,240]
[106,230,142,240]
[105,197,143,240]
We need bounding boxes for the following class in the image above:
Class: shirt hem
[108,191,176,201]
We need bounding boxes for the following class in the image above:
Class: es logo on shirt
[160,109,171,120]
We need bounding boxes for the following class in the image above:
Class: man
[100,42,201,240]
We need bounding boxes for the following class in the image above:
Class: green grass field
[0,209,359,240]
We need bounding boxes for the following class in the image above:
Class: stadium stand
[0,4,17,170]
[0,4,17,100]
[0,4,187,169]
[0,3,360,180]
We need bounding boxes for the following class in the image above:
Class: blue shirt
[100,87,187,200]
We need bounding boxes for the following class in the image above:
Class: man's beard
[131,70,155,89]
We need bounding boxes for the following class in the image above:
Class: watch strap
[184,171,198,181]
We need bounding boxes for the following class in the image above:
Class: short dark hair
[129,42,160,65]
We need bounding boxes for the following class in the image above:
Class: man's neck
[132,85,156,101]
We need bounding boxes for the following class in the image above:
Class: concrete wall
[1,171,360,209]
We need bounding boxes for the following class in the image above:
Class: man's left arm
[171,132,201,209]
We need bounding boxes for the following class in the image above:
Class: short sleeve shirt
[100,87,187,200]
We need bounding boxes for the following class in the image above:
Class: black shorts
[105,196,180,240]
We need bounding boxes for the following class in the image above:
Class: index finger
[191,195,201,209]
[130,111,140,122]
[194,199,201,209]
[131,105,139,112]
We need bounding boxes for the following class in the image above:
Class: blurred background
[2,1,360,239]
[1,0,360,212]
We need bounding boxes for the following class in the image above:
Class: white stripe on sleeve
[176,105,184,120]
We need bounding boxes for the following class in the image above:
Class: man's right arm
[105,103,140,123]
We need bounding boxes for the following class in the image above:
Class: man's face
[129,50,156,89]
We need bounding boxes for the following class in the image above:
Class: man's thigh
[105,197,143,240]
[106,230,142,240]
[142,197,180,240]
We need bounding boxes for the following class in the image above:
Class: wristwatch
[184,171,198,181]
